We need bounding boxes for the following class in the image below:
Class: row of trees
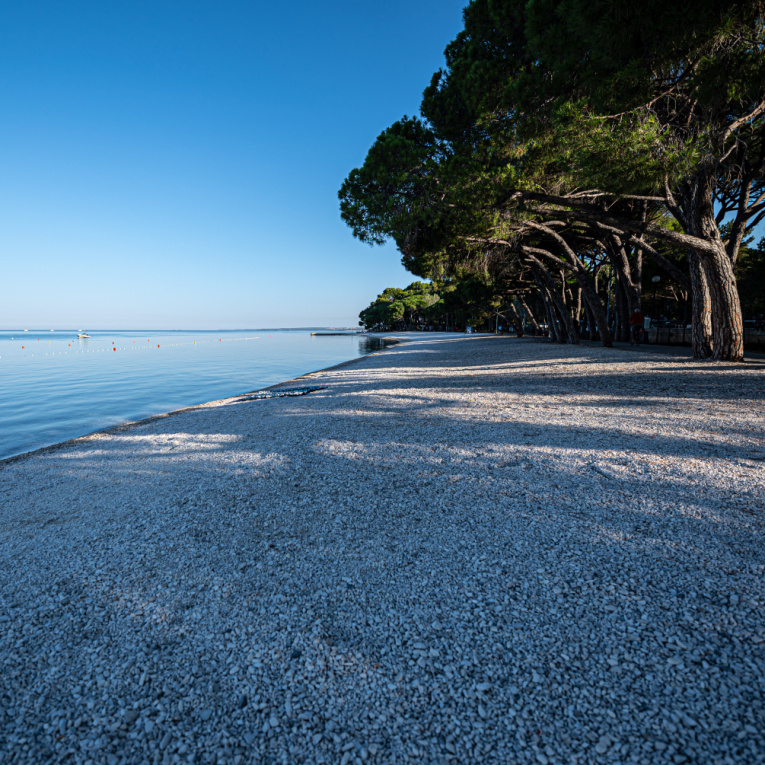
[341,0,765,360]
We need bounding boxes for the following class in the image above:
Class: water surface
[0,329,382,460]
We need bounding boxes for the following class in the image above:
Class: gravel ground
[1,335,763,765]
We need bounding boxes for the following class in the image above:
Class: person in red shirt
[630,307,645,345]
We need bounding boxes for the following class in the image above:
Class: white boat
[77,331,91,338]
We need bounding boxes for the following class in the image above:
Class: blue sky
[0,1,468,329]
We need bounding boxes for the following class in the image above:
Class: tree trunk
[704,248,744,361]
[541,290,560,341]
[523,225,605,346]
[616,280,631,342]
[682,174,744,361]
[519,297,541,335]
[575,268,612,347]
[506,302,525,337]
[583,297,597,340]
[608,237,642,316]
[530,260,578,343]
[531,267,558,341]
[687,250,714,359]
[532,266,567,342]
[633,247,643,305]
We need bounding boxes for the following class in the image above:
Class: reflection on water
[358,337,389,354]
[0,329,387,461]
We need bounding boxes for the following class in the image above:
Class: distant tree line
[341,0,765,360]
[358,279,541,332]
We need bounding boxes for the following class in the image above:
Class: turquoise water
[0,329,380,461]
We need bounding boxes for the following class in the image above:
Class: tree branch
[723,99,765,143]
[517,192,720,255]
[625,236,691,291]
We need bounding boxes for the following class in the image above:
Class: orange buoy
[157,344,160,348]
[113,347,116,352]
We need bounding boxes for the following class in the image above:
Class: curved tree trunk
[608,237,642,316]
[519,296,541,335]
[575,269,612,347]
[582,297,597,340]
[531,266,558,341]
[541,290,560,341]
[529,259,578,343]
[527,225,610,346]
[506,301,525,337]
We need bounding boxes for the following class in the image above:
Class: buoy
[113,348,116,351]
[22,345,24,349]
[157,344,160,348]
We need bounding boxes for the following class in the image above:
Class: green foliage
[338,118,452,249]
[341,0,765,349]
[736,237,765,317]
[551,103,702,195]
[358,282,441,330]
[358,277,508,330]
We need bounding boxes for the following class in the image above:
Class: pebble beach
[1,335,763,764]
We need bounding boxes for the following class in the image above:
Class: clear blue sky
[0,1,468,329]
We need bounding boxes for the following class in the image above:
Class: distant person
[630,307,645,344]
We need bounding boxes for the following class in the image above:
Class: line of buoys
[10,335,261,359]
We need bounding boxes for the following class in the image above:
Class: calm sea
[0,329,383,461]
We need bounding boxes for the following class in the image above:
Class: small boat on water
[77,331,91,338]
